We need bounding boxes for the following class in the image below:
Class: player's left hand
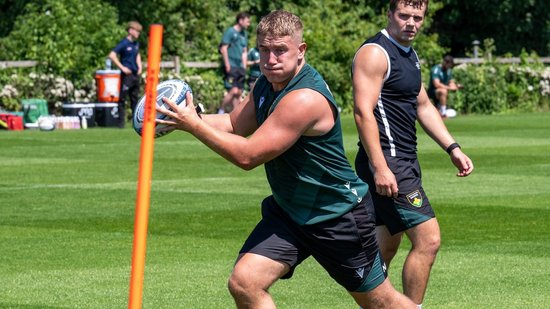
[449,148,474,177]
[156,92,201,132]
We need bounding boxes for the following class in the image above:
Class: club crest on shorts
[406,190,423,207]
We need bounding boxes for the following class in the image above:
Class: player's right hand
[374,168,399,198]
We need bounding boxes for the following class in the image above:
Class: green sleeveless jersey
[252,64,369,225]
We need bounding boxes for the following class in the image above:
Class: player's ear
[298,42,307,60]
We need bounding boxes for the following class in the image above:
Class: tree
[0,0,124,85]
[431,0,550,56]
[0,0,445,112]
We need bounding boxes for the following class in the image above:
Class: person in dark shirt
[157,10,415,308]
[109,21,142,128]
[218,12,250,114]
[352,1,474,307]
[428,55,462,117]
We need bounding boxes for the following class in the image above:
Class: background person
[352,1,474,308]
[246,45,261,91]
[218,12,250,114]
[157,10,416,309]
[109,21,143,128]
[427,55,462,117]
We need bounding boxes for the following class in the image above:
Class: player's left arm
[198,92,257,135]
[417,85,474,177]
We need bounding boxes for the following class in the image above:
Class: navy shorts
[239,194,387,292]
[224,67,246,90]
[355,148,435,235]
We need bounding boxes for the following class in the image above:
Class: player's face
[387,2,426,46]
[239,17,251,30]
[257,34,306,91]
[129,27,141,40]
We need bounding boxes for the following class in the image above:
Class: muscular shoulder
[353,44,388,79]
[277,89,334,136]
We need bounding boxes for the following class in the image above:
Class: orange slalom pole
[128,24,163,309]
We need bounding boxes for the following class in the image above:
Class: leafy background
[0,0,549,114]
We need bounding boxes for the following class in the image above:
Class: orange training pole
[128,24,163,309]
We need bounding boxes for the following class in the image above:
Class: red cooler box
[95,70,121,102]
[0,114,24,131]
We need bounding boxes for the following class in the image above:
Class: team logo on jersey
[406,190,423,207]
[416,62,421,70]
[355,267,365,279]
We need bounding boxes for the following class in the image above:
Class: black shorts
[239,195,387,292]
[224,67,246,90]
[355,148,435,235]
[428,90,440,106]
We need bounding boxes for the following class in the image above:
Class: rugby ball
[133,79,192,138]
[445,108,457,118]
[38,116,56,131]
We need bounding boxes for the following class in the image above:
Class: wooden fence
[1,56,549,73]
[0,57,218,73]
[454,57,550,65]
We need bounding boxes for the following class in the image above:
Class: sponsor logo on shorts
[406,190,423,207]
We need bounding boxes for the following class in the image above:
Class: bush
[449,60,550,114]
[151,67,224,114]
[0,68,96,113]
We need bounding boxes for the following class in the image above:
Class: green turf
[1,112,549,308]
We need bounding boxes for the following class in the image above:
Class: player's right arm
[219,44,231,73]
[352,45,398,198]
[108,50,131,75]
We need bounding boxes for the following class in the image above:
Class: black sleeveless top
[354,29,422,159]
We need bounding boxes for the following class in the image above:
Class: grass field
[1,112,549,308]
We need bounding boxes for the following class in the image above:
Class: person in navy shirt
[109,21,143,128]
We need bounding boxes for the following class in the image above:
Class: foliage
[0,68,96,112]
[0,0,123,112]
[1,0,546,115]
[431,0,550,56]
[155,67,226,113]
[447,47,550,114]
[0,0,31,37]
[0,0,123,81]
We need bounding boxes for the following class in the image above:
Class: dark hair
[389,0,429,12]
[236,12,250,23]
[444,55,454,65]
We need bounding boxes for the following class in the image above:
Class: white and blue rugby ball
[133,79,192,138]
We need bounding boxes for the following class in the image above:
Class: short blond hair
[127,21,142,32]
[256,10,303,43]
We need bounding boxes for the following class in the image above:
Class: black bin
[62,103,96,127]
[95,103,120,127]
